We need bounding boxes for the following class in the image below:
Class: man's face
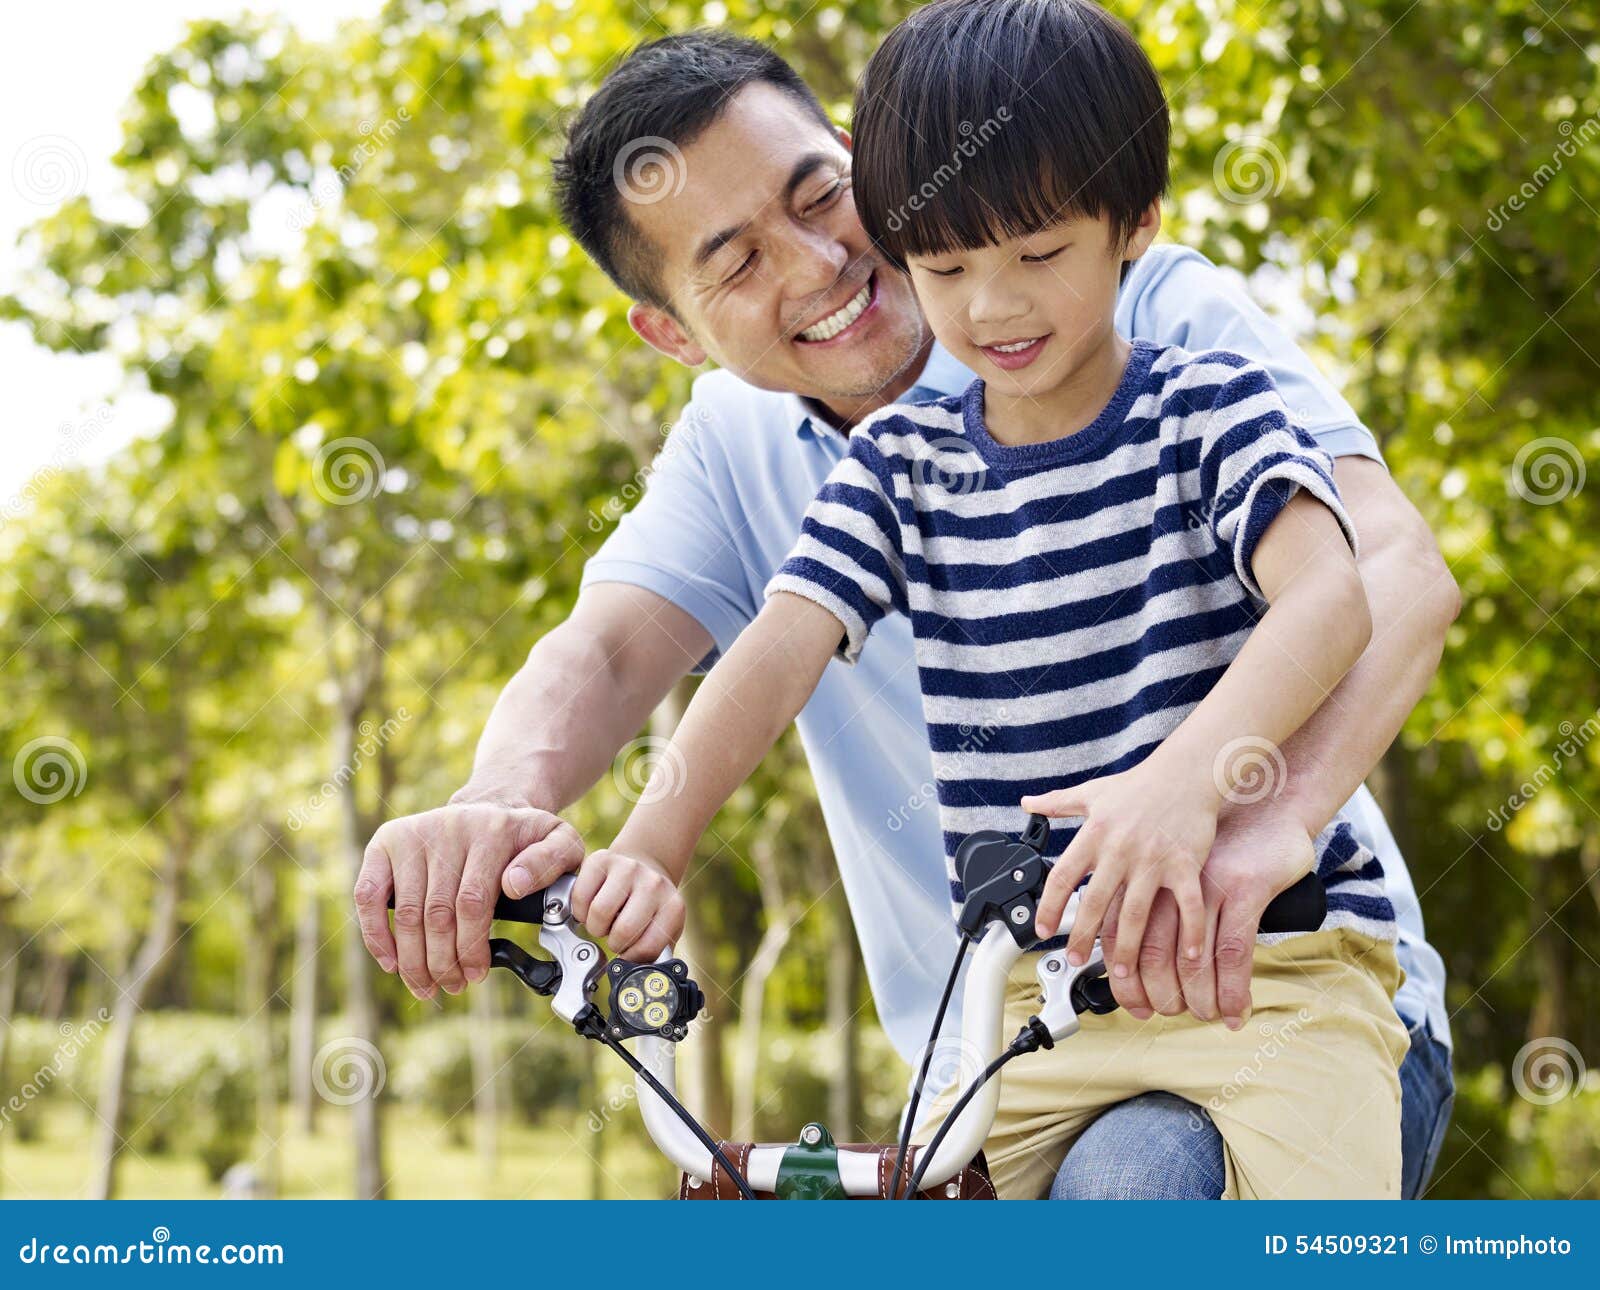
[624,83,929,409]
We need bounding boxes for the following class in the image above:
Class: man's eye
[723,251,756,284]
[806,180,846,212]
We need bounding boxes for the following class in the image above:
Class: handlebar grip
[384,891,546,925]
[1256,872,1326,934]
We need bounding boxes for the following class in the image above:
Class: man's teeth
[798,282,871,342]
[990,338,1040,353]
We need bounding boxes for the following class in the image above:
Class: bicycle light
[604,958,703,1041]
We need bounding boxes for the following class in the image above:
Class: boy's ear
[628,302,709,368]
[1124,200,1163,262]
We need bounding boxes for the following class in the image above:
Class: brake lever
[531,874,607,1026]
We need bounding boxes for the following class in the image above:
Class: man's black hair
[553,29,835,312]
[852,0,1169,271]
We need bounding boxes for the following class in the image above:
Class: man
[354,28,1458,1198]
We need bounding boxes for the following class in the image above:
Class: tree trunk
[89,842,186,1200]
[470,980,499,1182]
[247,830,282,1196]
[289,871,321,1135]
[824,881,862,1138]
[730,828,798,1142]
[1526,852,1569,1045]
[335,699,388,1199]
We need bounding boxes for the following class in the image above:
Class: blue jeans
[1049,1015,1454,1199]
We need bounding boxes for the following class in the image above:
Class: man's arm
[352,582,712,1000]
[1105,458,1460,1022]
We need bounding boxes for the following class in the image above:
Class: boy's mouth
[978,333,1051,371]
[794,272,880,346]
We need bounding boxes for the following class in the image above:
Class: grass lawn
[0,1102,677,1200]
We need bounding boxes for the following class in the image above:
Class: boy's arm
[572,593,844,955]
[1030,493,1370,975]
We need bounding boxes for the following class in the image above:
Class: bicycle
[402,814,1325,1199]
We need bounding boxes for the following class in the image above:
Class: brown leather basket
[676,1143,996,1200]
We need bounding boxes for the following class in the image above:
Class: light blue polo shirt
[581,242,1450,1060]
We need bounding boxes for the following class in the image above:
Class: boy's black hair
[553,29,835,313]
[852,0,1169,270]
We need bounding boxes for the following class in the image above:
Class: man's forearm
[1272,458,1460,834]
[453,586,713,812]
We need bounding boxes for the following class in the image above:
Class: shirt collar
[786,338,975,441]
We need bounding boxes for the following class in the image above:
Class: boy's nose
[966,282,1032,332]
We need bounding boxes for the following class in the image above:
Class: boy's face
[905,205,1161,403]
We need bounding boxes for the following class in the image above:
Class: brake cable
[421,879,760,1200]
[888,931,972,1200]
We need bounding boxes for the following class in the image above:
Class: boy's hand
[571,847,685,960]
[1022,763,1221,977]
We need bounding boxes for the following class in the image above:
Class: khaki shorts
[912,926,1411,1199]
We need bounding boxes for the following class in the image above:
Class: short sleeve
[1195,357,1359,600]
[763,433,908,664]
[1121,244,1385,466]
[580,400,755,672]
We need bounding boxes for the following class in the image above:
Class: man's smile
[794,270,880,345]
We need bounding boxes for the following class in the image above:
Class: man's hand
[570,848,685,960]
[354,801,584,1000]
[1098,802,1316,1028]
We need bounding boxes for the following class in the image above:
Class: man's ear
[837,125,852,152]
[1124,201,1163,262]
[628,302,708,367]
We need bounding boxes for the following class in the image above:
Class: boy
[574,0,1409,1197]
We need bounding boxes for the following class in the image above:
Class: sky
[0,0,386,504]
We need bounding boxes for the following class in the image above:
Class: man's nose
[773,224,850,298]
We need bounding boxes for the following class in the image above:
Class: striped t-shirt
[766,340,1395,943]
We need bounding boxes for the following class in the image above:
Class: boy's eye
[920,265,964,277]
[1022,244,1069,263]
